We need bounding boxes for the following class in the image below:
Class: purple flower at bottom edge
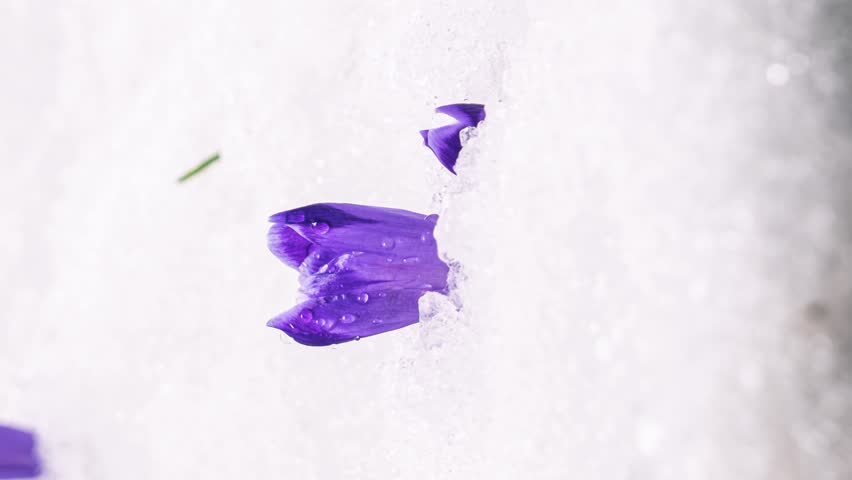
[267,203,450,346]
[420,103,486,175]
[0,425,41,479]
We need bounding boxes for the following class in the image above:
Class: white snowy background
[1,1,851,479]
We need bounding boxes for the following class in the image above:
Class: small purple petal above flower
[420,103,486,174]
[267,203,450,346]
[435,103,487,125]
[0,424,41,479]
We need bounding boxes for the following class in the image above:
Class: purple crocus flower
[0,425,40,479]
[420,103,486,174]
[267,203,449,346]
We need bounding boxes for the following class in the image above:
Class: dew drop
[377,292,387,298]
[355,336,361,341]
[339,293,347,300]
[299,309,313,321]
[287,211,305,223]
[340,313,358,324]
[402,256,420,264]
[425,214,439,224]
[381,238,395,249]
[420,232,432,242]
[371,319,384,325]
[311,222,330,234]
[386,257,394,263]
[356,293,370,304]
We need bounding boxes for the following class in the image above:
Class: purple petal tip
[421,103,486,174]
[436,103,486,124]
[267,224,312,269]
[0,424,41,479]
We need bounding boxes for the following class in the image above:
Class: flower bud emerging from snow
[267,203,449,346]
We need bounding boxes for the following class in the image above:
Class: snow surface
[2,1,851,479]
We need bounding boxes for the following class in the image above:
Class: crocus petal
[298,252,449,297]
[420,124,465,174]
[420,103,486,174]
[267,289,424,346]
[267,224,312,269]
[435,103,486,125]
[269,203,440,264]
[267,203,451,346]
[0,425,41,479]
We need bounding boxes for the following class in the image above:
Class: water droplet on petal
[377,292,387,298]
[339,293,347,300]
[420,232,432,242]
[355,336,361,341]
[381,238,395,249]
[421,283,433,289]
[311,222,330,234]
[402,256,420,264]
[287,211,305,223]
[371,319,384,325]
[425,214,439,224]
[299,309,313,321]
[356,293,370,304]
[340,313,357,324]
[386,257,393,263]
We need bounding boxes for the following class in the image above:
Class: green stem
[178,152,221,183]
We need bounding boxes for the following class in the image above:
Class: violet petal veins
[267,203,449,346]
[0,425,41,479]
[420,103,486,174]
